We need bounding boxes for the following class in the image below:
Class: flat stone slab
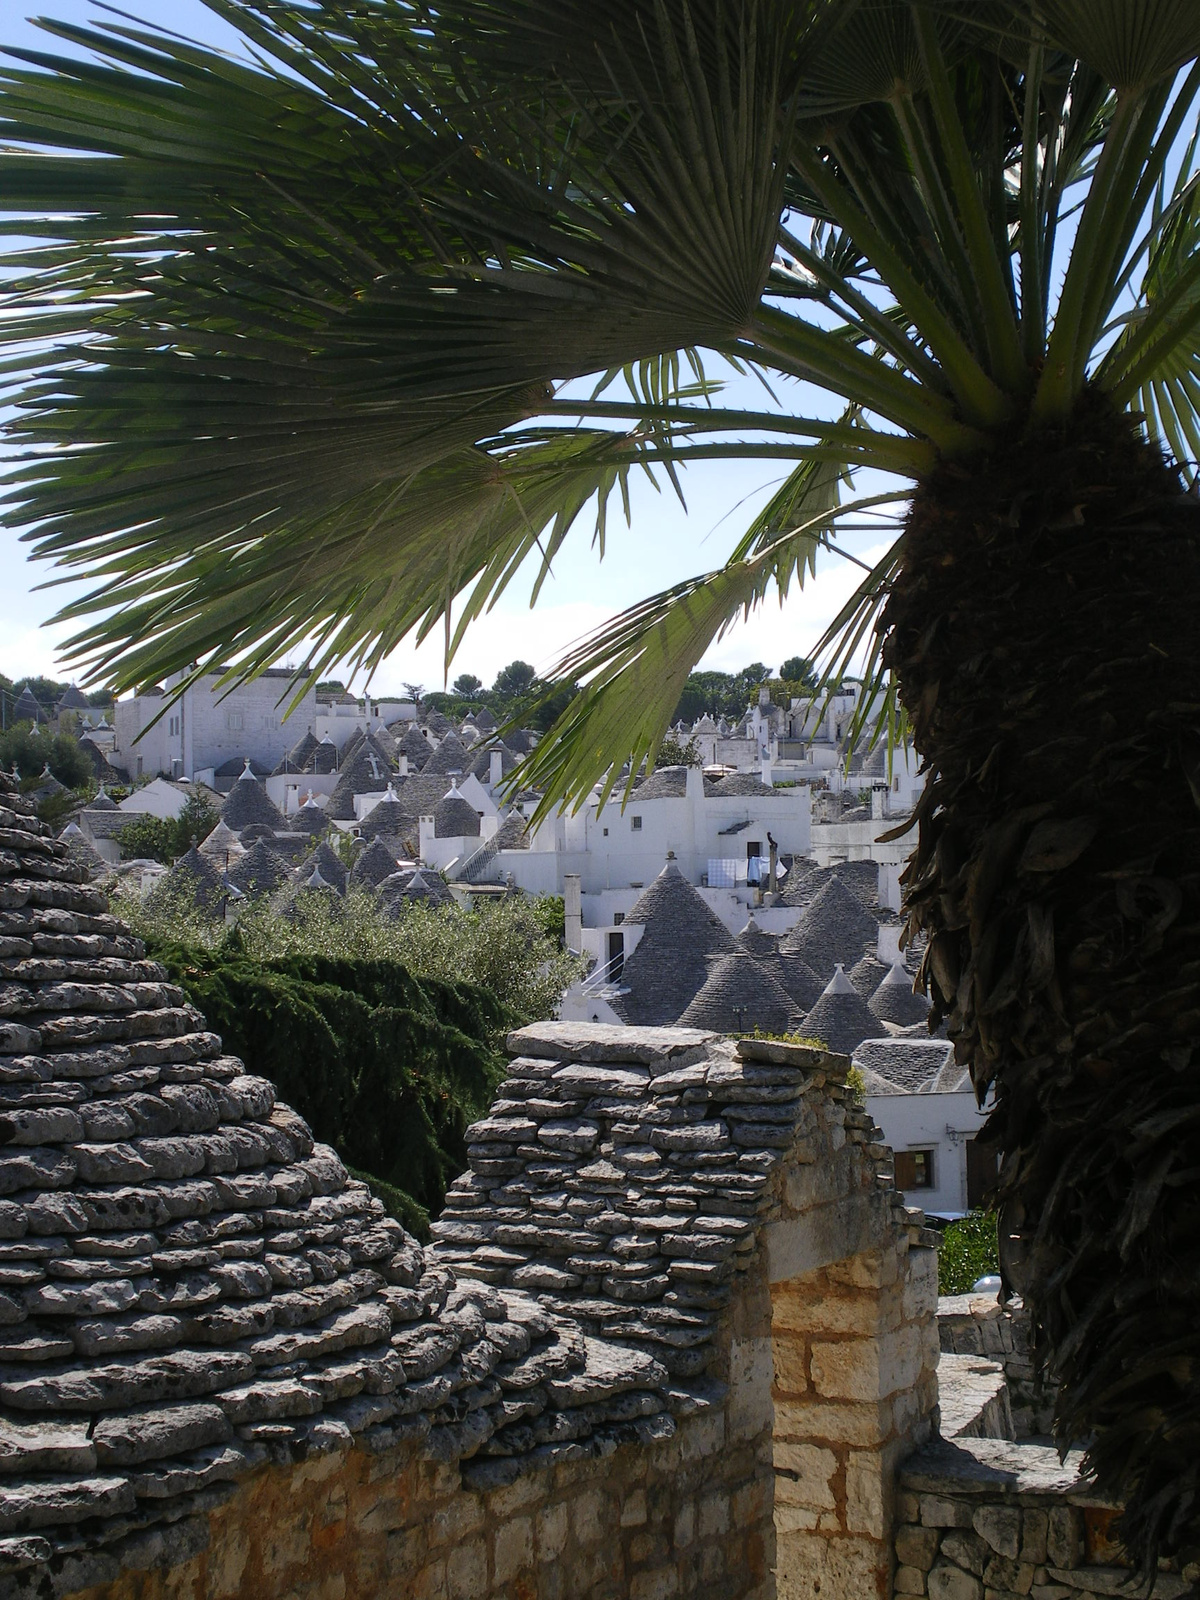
[937,1353,1010,1440]
[506,1022,717,1066]
[900,1435,1089,1498]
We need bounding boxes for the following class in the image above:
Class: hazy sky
[0,1,898,695]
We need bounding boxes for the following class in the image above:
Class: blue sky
[0,1,899,694]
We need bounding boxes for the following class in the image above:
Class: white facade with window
[112,671,320,783]
[864,1088,991,1218]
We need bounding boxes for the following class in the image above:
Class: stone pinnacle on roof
[614,854,737,1027]
[778,875,879,977]
[868,960,932,1028]
[801,964,888,1055]
[89,783,118,812]
[219,760,288,834]
[678,950,803,1036]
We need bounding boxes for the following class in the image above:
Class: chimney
[877,922,902,963]
[871,782,887,819]
[761,756,773,787]
[398,753,409,777]
[489,747,503,788]
[563,873,583,954]
[418,813,435,864]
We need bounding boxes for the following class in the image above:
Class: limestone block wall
[766,1108,941,1600]
[891,1437,1196,1600]
[51,1398,772,1600]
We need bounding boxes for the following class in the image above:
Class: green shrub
[937,1210,1000,1296]
[146,938,507,1228]
[121,878,583,1026]
[120,792,219,864]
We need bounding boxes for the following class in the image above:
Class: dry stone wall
[937,1296,1052,1439]
[892,1437,1196,1600]
[0,778,941,1600]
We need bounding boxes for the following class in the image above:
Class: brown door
[966,1136,998,1209]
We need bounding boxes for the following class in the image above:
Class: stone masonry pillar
[771,1229,940,1600]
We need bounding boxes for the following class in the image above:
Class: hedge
[148,940,508,1239]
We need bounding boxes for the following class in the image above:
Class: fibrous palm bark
[885,401,1200,1557]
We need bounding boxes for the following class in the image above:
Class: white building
[112,671,320,785]
[853,1039,993,1218]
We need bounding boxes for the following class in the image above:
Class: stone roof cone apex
[238,757,255,779]
[881,959,913,987]
[825,963,856,995]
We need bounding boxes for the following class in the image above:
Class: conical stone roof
[434,787,480,839]
[324,738,395,822]
[423,709,452,737]
[89,784,118,813]
[678,951,802,1035]
[57,683,91,712]
[774,953,826,1012]
[868,961,932,1027]
[491,810,530,850]
[357,783,408,842]
[57,821,109,878]
[13,686,46,724]
[163,845,224,909]
[831,858,882,911]
[736,917,779,960]
[0,774,723,1570]
[227,838,290,898]
[848,952,889,1000]
[422,732,470,779]
[779,876,879,977]
[306,734,339,774]
[272,729,318,776]
[288,792,328,837]
[802,965,887,1055]
[298,839,348,895]
[197,819,244,870]
[379,867,452,910]
[351,837,400,889]
[398,725,431,772]
[472,705,497,733]
[219,763,287,834]
[778,856,823,908]
[614,856,736,1026]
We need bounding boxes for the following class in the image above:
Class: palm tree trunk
[882,394,1200,1563]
